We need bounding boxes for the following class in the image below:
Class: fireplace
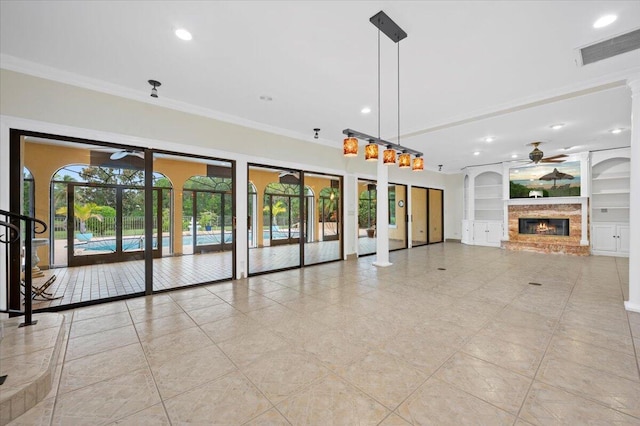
[502,198,589,255]
[519,218,569,236]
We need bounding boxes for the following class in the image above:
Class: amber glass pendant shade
[398,152,411,168]
[412,156,424,171]
[383,148,396,165]
[365,143,379,161]
[343,137,359,157]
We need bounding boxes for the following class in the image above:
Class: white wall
[444,173,464,240]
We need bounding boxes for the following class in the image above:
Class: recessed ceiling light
[484,136,494,143]
[610,128,623,134]
[593,15,617,29]
[361,107,371,114]
[511,154,518,158]
[259,95,273,101]
[175,28,193,41]
[550,123,564,130]
[473,151,480,156]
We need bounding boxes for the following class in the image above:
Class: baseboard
[625,301,640,313]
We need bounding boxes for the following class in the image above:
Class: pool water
[80,230,298,251]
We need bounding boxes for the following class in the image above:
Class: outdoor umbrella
[538,168,574,189]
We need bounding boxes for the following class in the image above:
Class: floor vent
[528,282,542,286]
[579,28,640,65]
[437,267,446,271]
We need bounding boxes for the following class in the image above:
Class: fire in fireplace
[518,218,569,236]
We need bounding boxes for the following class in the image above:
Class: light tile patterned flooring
[12,243,640,425]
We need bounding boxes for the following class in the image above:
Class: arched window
[184,176,232,192]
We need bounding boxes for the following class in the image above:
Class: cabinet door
[592,224,617,252]
[487,222,503,245]
[617,225,630,254]
[473,222,488,243]
[461,220,471,244]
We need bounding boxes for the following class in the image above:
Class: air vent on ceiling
[579,28,640,66]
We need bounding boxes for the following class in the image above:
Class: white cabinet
[472,221,503,247]
[592,223,630,256]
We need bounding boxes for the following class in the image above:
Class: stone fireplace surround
[502,197,590,255]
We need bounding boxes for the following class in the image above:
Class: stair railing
[0,209,48,327]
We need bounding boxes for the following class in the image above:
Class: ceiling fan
[526,142,567,164]
[109,150,144,160]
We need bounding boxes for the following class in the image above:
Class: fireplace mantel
[506,196,588,206]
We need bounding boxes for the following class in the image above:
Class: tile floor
[10,243,640,425]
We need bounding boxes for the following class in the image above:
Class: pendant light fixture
[365,141,379,161]
[412,155,424,171]
[342,11,423,170]
[398,152,411,168]
[383,146,396,165]
[343,135,358,157]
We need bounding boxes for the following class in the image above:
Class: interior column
[374,153,392,267]
[235,158,248,279]
[625,75,640,313]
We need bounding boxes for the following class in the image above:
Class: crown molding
[0,54,337,149]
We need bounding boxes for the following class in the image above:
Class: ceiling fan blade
[542,154,568,160]
[540,159,566,163]
[110,151,128,160]
[110,150,144,160]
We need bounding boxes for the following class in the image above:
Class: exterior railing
[0,209,48,327]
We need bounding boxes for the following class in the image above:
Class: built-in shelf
[592,172,630,180]
[473,171,503,222]
[592,206,629,210]
[592,190,630,195]
[591,155,630,236]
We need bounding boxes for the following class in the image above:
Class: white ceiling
[1,1,639,172]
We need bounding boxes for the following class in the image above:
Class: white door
[617,224,630,254]
[592,224,617,252]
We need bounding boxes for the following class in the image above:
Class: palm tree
[263,200,287,227]
[56,203,103,235]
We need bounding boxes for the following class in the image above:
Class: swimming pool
[80,229,298,251]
